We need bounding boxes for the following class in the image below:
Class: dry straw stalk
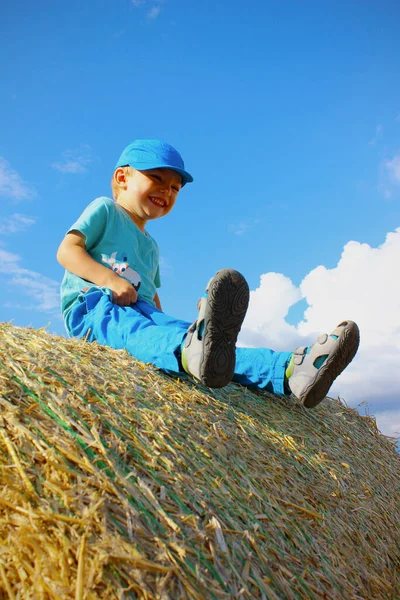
[0,322,399,599]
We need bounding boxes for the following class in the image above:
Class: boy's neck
[117,202,147,232]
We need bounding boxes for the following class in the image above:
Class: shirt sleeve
[67,197,111,251]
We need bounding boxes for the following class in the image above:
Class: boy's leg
[287,321,359,408]
[67,287,189,373]
[233,321,360,408]
[233,348,292,395]
[67,268,249,387]
[182,269,249,388]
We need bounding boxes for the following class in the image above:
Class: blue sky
[1,0,399,444]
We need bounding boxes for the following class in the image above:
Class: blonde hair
[111,165,134,200]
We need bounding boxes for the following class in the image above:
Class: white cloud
[239,228,400,438]
[382,187,392,199]
[52,145,94,174]
[372,409,400,440]
[0,248,60,312]
[0,214,36,235]
[159,255,173,276]
[0,248,20,270]
[132,0,144,5]
[368,124,383,145]
[384,155,400,184]
[229,218,260,236]
[147,6,161,19]
[239,272,302,349]
[0,157,37,201]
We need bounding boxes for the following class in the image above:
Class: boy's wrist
[100,270,121,289]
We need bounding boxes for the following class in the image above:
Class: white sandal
[182,269,249,388]
[289,321,360,408]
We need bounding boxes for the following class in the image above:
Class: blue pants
[67,288,291,395]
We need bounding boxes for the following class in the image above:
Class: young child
[57,139,359,408]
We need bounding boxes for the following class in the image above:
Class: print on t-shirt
[101,251,141,292]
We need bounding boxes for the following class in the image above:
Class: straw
[0,321,399,599]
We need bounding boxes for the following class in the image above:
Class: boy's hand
[110,277,138,306]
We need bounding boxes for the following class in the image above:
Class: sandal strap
[302,333,337,371]
[293,347,308,366]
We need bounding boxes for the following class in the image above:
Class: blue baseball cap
[115,139,193,185]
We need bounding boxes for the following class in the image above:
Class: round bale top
[0,322,399,599]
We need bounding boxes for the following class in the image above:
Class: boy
[57,139,359,407]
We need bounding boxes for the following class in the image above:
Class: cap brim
[116,160,193,185]
[143,164,194,185]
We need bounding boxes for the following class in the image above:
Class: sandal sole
[200,269,249,388]
[300,321,360,409]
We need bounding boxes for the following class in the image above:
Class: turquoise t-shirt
[60,196,161,327]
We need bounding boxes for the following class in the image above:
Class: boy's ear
[114,167,128,189]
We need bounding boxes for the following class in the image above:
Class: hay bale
[0,321,399,600]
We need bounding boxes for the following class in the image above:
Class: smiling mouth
[149,197,166,208]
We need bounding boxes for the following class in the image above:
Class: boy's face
[115,167,182,230]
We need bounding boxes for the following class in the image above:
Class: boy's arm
[57,231,138,306]
[153,291,162,311]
